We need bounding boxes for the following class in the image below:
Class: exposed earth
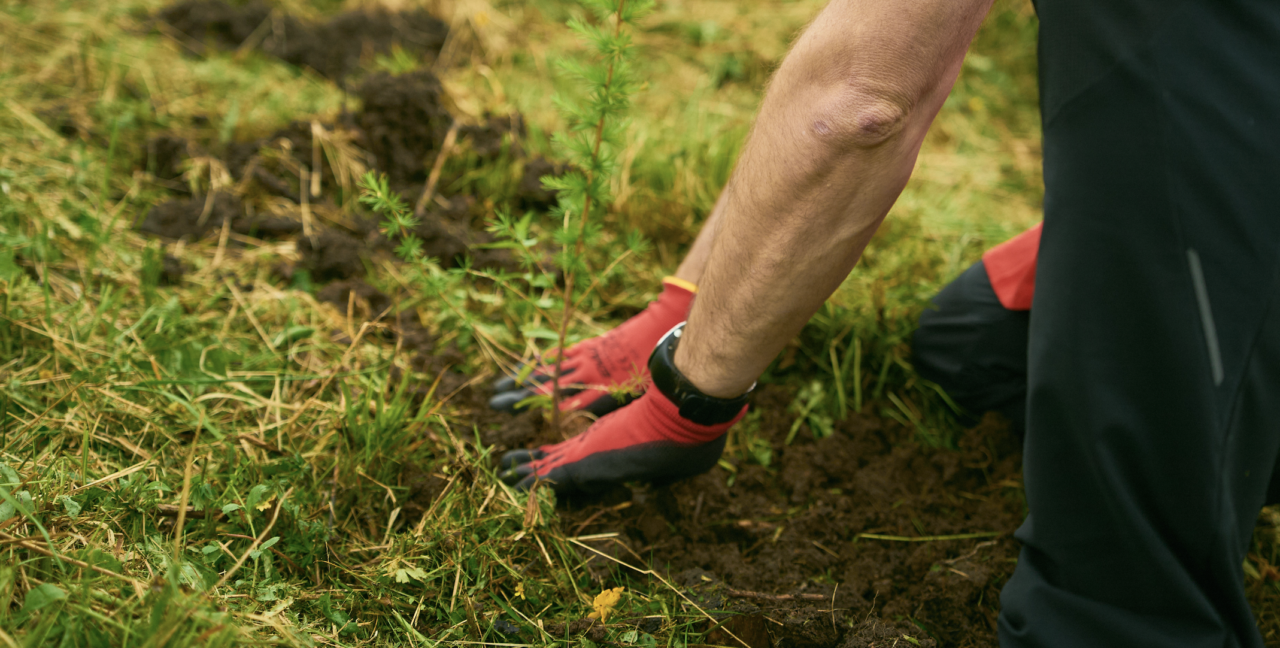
[484,389,1024,647]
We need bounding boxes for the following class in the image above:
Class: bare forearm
[673,192,728,284]
[675,0,993,397]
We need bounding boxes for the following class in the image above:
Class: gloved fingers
[581,391,638,416]
[502,454,571,491]
[499,448,545,470]
[528,373,573,397]
[513,466,570,493]
[492,369,553,393]
[489,387,535,413]
[491,374,519,393]
[493,362,583,393]
[513,471,545,492]
[499,462,536,486]
[490,384,586,413]
[555,386,643,415]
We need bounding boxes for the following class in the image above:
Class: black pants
[914,260,1280,488]
[986,1,1280,645]
[913,260,1030,435]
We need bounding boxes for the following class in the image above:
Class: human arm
[676,0,995,397]
[501,0,994,491]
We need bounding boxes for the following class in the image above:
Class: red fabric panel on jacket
[982,223,1042,311]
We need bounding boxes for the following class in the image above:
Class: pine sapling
[541,0,653,429]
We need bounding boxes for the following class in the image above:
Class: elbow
[810,84,915,151]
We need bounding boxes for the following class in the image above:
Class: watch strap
[648,323,752,426]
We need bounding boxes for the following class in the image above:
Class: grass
[4,0,1275,646]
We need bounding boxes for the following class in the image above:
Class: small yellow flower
[587,587,624,623]
[515,582,526,600]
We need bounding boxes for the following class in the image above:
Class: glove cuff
[643,380,746,445]
[642,278,696,332]
[661,276,698,296]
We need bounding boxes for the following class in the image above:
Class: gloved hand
[489,278,696,416]
[498,384,745,492]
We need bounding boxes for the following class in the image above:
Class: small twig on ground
[69,459,149,493]
[724,588,828,602]
[414,121,461,217]
[235,434,282,454]
[173,425,205,558]
[942,539,999,565]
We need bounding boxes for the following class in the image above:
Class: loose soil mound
[140,6,534,273]
[156,0,448,81]
[356,70,453,182]
[478,384,1280,647]
[531,386,1025,647]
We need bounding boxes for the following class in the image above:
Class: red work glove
[489,278,696,416]
[498,384,745,492]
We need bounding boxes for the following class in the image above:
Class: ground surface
[507,389,1026,647]
[2,0,1279,646]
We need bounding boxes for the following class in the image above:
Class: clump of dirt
[138,192,242,240]
[143,135,195,186]
[517,385,1026,647]
[139,191,305,242]
[407,196,515,270]
[460,113,526,160]
[235,213,303,239]
[297,230,366,282]
[516,156,568,211]
[142,4,540,283]
[156,0,448,82]
[317,278,391,319]
[39,102,95,141]
[159,254,187,286]
[841,618,938,647]
[355,70,453,183]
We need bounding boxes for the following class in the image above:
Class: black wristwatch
[648,323,753,425]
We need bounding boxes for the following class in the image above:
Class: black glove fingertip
[489,389,535,413]
[493,366,561,393]
[515,471,558,492]
[500,464,535,486]
[582,392,639,417]
[499,448,545,470]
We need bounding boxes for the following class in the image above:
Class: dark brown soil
[137,191,305,242]
[141,2,544,290]
[155,0,448,82]
[159,254,187,286]
[138,192,243,240]
[297,230,365,282]
[143,134,194,185]
[317,278,392,320]
[461,113,527,161]
[475,383,1280,647]
[516,156,569,211]
[487,385,1024,647]
[355,70,453,183]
